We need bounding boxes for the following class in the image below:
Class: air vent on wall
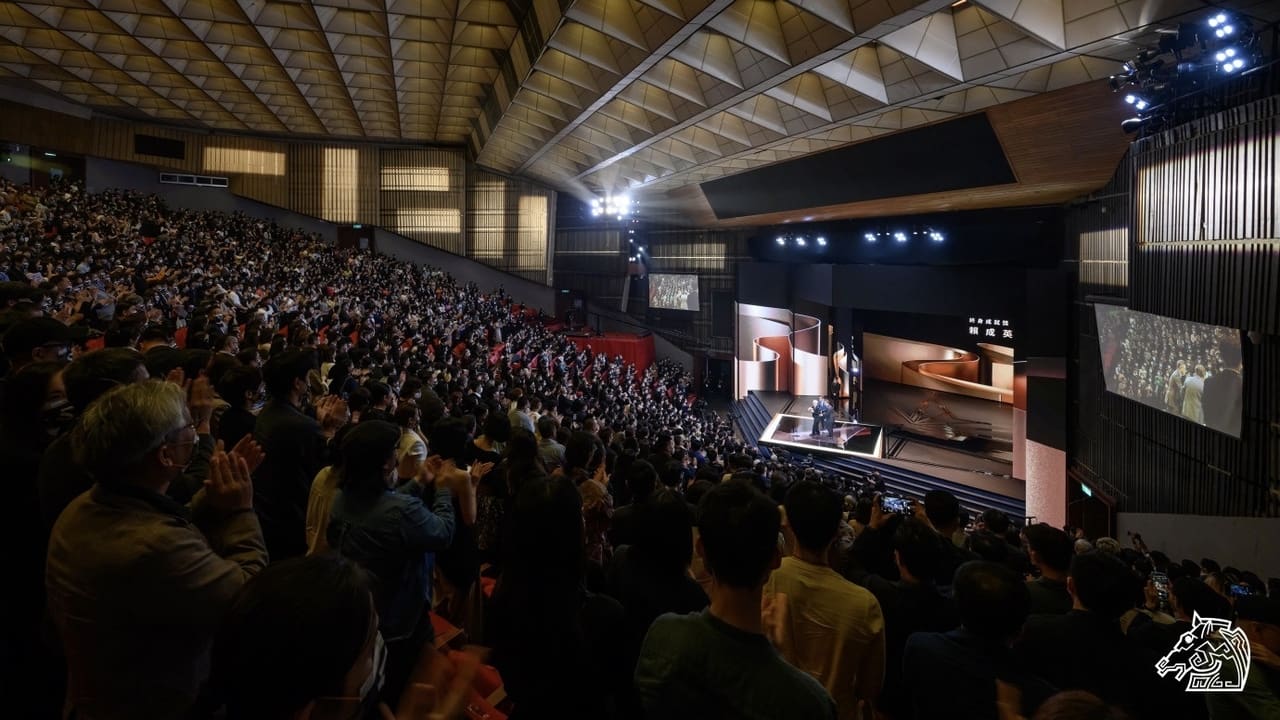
[160,173,228,188]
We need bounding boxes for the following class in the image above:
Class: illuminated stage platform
[737,391,1025,520]
[760,414,885,459]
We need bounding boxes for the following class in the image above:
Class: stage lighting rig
[1111,9,1269,136]
[589,192,635,219]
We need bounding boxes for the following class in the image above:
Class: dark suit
[1202,368,1242,436]
[904,628,1056,720]
[216,406,258,451]
[253,400,332,560]
[1014,610,1177,720]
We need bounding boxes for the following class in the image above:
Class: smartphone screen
[881,496,911,514]
[1151,572,1170,604]
[1228,583,1253,598]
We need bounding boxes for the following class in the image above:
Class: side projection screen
[1094,306,1243,437]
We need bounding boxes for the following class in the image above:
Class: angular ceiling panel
[5,0,1199,193]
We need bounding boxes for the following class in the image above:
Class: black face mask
[41,398,75,438]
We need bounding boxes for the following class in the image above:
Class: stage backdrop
[735,303,827,398]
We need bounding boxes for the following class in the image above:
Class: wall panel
[1071,95,1280,518]
[469,169,555,284]
[380,147,466,255]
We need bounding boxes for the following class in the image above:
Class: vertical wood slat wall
[469,169,555,285]
[1071,95,1280,517]
[379,147,467,255]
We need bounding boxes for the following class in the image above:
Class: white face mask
[358,631,387,705]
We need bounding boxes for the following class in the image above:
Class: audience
[1015,552,1169,720]
[903,561,1055,719]
[325,420,456,704]
[4,181,1276,720]
[490,476,629,718]
[46,380,267,719]
[1023,523,1074,615]
[212,554,386,720]
[635,481,837,720]
[764,480,885,720]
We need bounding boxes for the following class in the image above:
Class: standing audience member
[1023,524,1074,616]
[607,489,708,718]
[903,561,1056,720]
[1015,552,1173,720]
[764,481,885,720]
[1205,595,1280,720]
[536,413,566,470]
[325,420,455,705]
[635,481,837,720]
[214,365,263,451]
[46,380,267,720]
[254,348,347,560]
[490,476,629,718]
[212,554,386,720]
[843,516,959,719]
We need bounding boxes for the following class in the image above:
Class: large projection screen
[1094,305,1243,437]
[648,273,700,311]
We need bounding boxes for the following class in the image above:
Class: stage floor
[760,413,885,458]
[762,389,1024,501]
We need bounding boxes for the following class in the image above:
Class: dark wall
[701,113,1015,219]
[1070,95,1280,517]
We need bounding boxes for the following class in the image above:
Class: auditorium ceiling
[0,0,1276,202]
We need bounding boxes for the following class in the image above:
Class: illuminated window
[393,209,461,234]
[380,166,450,191]
[202,147,284,176]
[323,147,358,223]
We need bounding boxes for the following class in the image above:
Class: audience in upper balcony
[2,179,1276,720]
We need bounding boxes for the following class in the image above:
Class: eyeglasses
[165,422,197,446]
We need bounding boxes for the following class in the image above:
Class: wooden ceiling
[662,79,1134,226]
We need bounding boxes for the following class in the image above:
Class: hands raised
[205,441,254,512]
[315,395,349,432]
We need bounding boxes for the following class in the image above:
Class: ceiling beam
[511,0,738,176]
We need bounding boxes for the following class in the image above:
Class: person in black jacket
[253,349,347,560]
[845,516,959,719]
[214,364,262,451]
[1014,552,1177,720]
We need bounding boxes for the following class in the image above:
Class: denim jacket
[327,481,455,640]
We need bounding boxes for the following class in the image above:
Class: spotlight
[1121,117,1147,134]
[1209,13,1226,28]
[638,246,645,253]
[1233,58,1245,70]
[1226,48,1236,57]
[1223,25,1234,35]
[795,236,806,247]
[864,233,876,242]
[928,229,944,242]
[893,231,907,243]
[776,236,786,246]
[1124,94,1137,104]
[1135,99,1149,111]
[816,236,827,246]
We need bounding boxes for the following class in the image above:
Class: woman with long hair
[489,475,628,718]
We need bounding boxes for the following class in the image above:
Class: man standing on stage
[811,399,823,437]
[816,396,834,438]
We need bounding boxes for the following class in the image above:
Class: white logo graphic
[1154,612,1251,692]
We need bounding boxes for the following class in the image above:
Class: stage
[752,391,1025,502]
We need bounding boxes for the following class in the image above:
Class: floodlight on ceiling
[816,236,827,246]
[591,192,635,219]
[776,236,786,246]
[893,231,907,243]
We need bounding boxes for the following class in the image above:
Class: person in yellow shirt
[764,481,886,720]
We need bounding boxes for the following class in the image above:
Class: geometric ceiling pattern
[0,0,1276,199]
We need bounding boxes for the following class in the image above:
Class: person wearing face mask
[326,420,457,706]
[46,380,268,720]
[2,315,85,373]
[254,349,349,561]
[212,554,390,720]
[216,365,266,451]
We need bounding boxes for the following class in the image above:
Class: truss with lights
[590,193,635,219]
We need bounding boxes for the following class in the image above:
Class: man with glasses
[46,380,268,720]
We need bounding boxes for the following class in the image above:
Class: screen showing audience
[1094,306,1243,437]
[649,274,700,311]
